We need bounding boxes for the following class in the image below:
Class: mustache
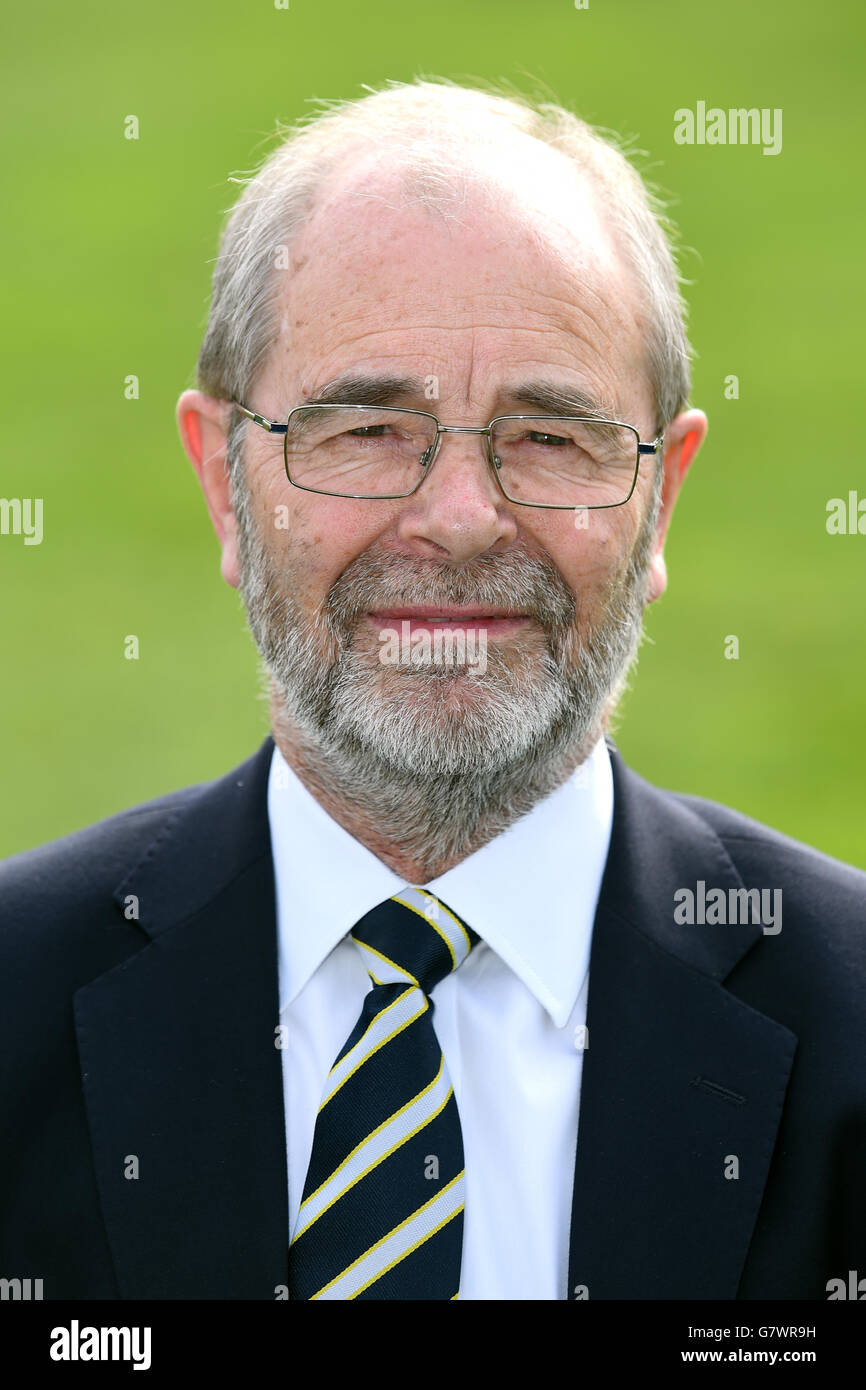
[323,546,577,634]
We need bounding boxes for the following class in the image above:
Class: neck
[269,686,605,884]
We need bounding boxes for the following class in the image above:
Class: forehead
[269,149,649,417]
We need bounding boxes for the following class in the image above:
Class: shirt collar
[268,739,613,1029]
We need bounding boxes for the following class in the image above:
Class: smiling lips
[366,606,531,637]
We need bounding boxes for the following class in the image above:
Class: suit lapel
[75,738,289,1299]
[568,746,797,1299]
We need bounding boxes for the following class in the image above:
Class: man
[1,79,864,1302]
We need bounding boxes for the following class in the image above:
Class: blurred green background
[1,0,863,865]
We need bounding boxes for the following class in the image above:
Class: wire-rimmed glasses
[231,401,664,509]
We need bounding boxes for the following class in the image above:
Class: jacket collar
[111,736,277,937]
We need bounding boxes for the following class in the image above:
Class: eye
[526,430,571,448]
[346,424,391,438]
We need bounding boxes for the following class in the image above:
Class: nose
[394,428,518,562]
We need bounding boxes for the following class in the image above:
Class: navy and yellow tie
[288,886,479,1300]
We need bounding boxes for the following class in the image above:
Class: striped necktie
[288,886,479,1300]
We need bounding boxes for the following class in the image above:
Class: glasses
[231,401,664,509]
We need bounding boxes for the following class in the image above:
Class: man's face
[185,156,701,805]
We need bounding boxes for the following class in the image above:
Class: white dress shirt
[268,737,614,1300]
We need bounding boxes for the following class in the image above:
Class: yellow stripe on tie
[420,891,474,957]
[356,938,418,985]
[319,987,427,1110]
[392,888,473,966]
[311,1171,465,1301]
[293,1059,452,1241]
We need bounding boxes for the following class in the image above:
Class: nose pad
[483,432,503,472]
[414,432,506,495]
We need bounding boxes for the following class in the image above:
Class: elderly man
[1,80,864,1303]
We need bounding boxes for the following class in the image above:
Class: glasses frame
[230,400,664,509]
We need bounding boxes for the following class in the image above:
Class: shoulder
[607,742,866,970]
[608,740,866,899]
[603,757,866,1068]
[663,783,866,987]
[0,740,275,1060]
[670,783,866,902]
[0,738,273,960]
[0,780,205,914]
[0,781,210,1013]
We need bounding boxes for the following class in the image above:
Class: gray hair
[196,78,693,470]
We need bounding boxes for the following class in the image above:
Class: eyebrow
[506,379,619,420]
[303,375,421,409]
[301,374,619,419]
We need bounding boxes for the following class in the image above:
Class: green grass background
[1,0,863,865]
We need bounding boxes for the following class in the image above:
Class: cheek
[528,510,634,597]
[260,484,387,603]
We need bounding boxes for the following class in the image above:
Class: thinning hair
[195,78,693,472]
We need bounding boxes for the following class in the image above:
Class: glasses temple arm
[638,434,665,457]
[231,401,288,436]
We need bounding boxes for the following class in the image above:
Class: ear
[644,408,708,605]
[176,390,241,589]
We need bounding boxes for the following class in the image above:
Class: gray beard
[232,474,658,877]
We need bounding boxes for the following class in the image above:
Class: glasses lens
[490,417,639,507]
[285,406,437,497]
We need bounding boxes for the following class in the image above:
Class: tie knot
[351,888,479,995]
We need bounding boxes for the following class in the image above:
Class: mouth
[366,606,532,638]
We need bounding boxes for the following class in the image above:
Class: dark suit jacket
[1,736,864,1299]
